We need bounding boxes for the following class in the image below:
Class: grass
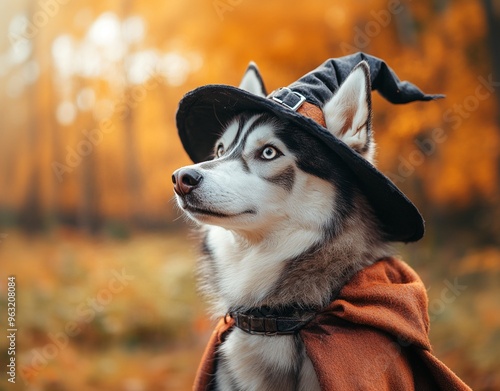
[0,229,499,390]
[0,229,210,391]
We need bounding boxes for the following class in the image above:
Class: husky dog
[172,54,473,391]
[173,62,393,390]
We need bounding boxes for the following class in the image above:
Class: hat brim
[176,85,424,243]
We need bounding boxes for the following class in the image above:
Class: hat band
[270,87,326,128]
[297,101,326,128]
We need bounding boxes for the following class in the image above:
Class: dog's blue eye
[216,144,225,158]
[261,146,279,160]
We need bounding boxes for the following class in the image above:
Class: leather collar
[227,306,316,336]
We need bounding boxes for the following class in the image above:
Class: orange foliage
[458,247,500,274]
[0,0,498,223]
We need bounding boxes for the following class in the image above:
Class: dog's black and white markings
[174,64,392,390]
[176,113,390,391]
[264,165,296,192]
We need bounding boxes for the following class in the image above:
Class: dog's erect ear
[239,62,267,97]
[322,61,374,162]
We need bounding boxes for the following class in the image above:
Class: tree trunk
[121,0,145,227]
[122,93,144,227]
[482,0,500,243]
[393,0,417,46]
[77,77,101,234]
[482,0,500,125]
[49,57,62,226]
[19,1,43,233]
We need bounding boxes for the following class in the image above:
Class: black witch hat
[175,52,443,243]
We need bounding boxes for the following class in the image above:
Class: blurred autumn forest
[0,0,500,236]
[0,0,500,390]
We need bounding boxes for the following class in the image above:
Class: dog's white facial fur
[177,117,338,312]
[197,119,334,232]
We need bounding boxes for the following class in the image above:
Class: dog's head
[172,62,375,236]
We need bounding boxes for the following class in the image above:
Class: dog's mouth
[181,202,255,219]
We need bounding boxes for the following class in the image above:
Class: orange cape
[194,258,471,391]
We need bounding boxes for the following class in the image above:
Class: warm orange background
[0,0,499,390]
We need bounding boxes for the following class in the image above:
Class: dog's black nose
[172,168,203,195]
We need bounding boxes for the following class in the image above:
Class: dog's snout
[172,168,203,195]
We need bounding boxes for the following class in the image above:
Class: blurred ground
[0,230,210,391]
[0,230,499,390]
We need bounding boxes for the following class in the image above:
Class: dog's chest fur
[216,331,320,391]
[199,203,389,391]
